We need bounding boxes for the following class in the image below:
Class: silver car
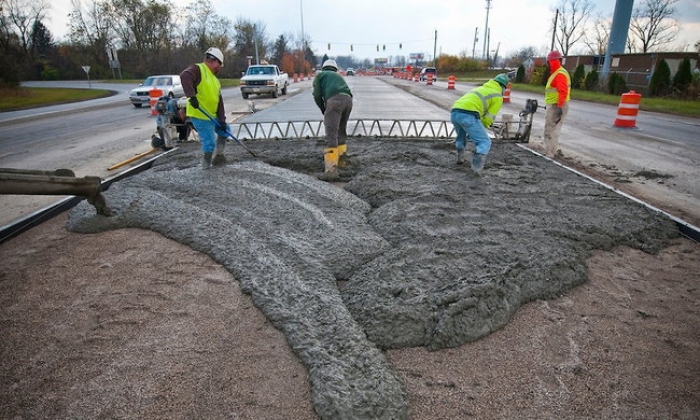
[129,75,184,108]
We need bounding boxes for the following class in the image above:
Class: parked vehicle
[239,64,290,99]
[346,67,355,76]
[419,67,437,82]
[129,75,184,108]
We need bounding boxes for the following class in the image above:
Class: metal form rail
[230,119,457,140]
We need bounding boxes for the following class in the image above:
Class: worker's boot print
[213,136,227,166]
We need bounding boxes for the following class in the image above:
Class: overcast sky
[44,0,700,60]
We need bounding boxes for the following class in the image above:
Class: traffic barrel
[447,75,456,90]
[503,83,512,103]
[149,89,163,116]
[293,73,298,83]
[427,73,433,85]
[614,90,642,128]
[414,73,419,82]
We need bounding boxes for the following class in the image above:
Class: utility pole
[482,0,492,60]
[300,0,306,50]
[472,28,479,59]
[433,29,438,67]
[602,0,634,80]
[550,8,559,52]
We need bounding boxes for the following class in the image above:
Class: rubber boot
[201,152,213,170]
[456,149,465,165]
[318,147,339,181]
[471,153,486,174]
[213,136,227,166]
[338,143,348,168]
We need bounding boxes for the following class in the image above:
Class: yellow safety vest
[545,67,571,105]
[186,63,221,119]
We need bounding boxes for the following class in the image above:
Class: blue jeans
[189,117,230,153]
[450,110,491,155]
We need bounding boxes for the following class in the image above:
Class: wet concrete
[67,138,679,420]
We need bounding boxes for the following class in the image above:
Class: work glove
[189,97,199,109]
[217,120,228,132]
[554,106,563,123]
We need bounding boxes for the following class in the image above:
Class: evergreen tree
[648,58,671,97]
[607,72,628,95]
[572,64,585,89]
[584,69,599,91]
[515,65,525,83]
[672,57,692,96]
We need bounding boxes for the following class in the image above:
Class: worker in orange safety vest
[543,51,571,158]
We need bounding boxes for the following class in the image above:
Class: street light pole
[482,0,492,60]
[300,0,306,49]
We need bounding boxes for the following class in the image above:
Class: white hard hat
[322,59,338,71]
[206,47,224,64]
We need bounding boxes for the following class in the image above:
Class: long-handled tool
[196,107,258,157]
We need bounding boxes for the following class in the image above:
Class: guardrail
[230,120,457,140]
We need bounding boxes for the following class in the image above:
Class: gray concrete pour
[67,138,680,420]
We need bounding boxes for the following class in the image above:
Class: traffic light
[376,45,379,52]
[327,43,331,50]
[383,45,386,51]
[351,44,353,52]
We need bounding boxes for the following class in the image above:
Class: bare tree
[68,0,115,48]
[629,0,679,53]
[182,0,232,51]
[553,0,596,55]
[232,18,268,71]
[3,0,48,55]
[583,13,610,55]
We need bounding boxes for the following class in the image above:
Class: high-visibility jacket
[186,63,221,120]
[451,79,504,128]
[545,64,571,107]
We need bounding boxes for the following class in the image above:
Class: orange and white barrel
[427,73,433,85]
[149,89,163,116]
[503,83,512,103]
[614,90,642,128]
[447,75,456,90]
[414,73,419,82]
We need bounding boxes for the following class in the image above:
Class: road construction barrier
[149,89,163,116]
[447,75,455,90]
[414,73,419,82]
[293,73,298,83]
[614,90,642,128]
[503,83,512,103]
[427,73,434,85]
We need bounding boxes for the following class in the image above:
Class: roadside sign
[82,66,91,74]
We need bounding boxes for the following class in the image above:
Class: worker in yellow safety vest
[450,73,509,174]
[543,51,571,158]
[181,47,229,169]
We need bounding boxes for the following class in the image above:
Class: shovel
[196,107,258,157]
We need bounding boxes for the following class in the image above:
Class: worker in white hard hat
[180,47,229,169]
[312,58,353,181]
[543,51,571,158]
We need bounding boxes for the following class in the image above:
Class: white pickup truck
[239,64,290,99]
